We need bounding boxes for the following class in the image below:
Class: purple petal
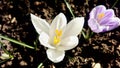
[89,7,96,19]
[88,5,120,33]
[96,5,106,14]
[100,9,115,25]
[102,17,120,31]
[88,18,102,33]
[105,9,115,17]
[90,5,106,19]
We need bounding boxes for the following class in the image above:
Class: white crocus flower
[0,53,10,60]
[31,13,84,63]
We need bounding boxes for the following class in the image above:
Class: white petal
[46,49,65,63]
[0,53,10,60]
[92,63,101,68]
[30,14,50,34]
[39,32,55,49]
[62,17,84,38]
[50,13,67,30]
[49,13,67,41]
[58,36,78,50]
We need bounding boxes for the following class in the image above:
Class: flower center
[98,13,105,20]
[53,29,62,45]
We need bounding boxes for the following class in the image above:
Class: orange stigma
[98,13,105,20]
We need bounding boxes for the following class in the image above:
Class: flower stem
[37,58,47,68]
[64,0,75,18]
[82,28,94,40]
[111,0,119,8]
[0,35,35,49]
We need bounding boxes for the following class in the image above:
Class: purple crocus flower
[88,5,120,33]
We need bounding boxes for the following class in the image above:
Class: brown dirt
[0,0,120,68]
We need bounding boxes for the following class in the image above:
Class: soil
[0,0,120,68]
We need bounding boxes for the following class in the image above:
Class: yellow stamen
[55,29,62,37]
[53,29,62,45]
[98,13,105,20]
[53,36,60,45]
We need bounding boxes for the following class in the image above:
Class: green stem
[0,35,34,49]
[64,0,75,18]
[89,31,94,38]
[0,42,14,59]
[0,42,9,55]
[37,58,47,68]
[111,0,119,8]
[0,58,10,64]
[37,63,43,68]
[82,28,94,40]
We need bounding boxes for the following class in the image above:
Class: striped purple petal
[88,5,120,33]
[99,9,115,25]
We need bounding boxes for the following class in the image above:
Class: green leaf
[0,35,34,49]
[64,0,75,18]
[37,63,43,68]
